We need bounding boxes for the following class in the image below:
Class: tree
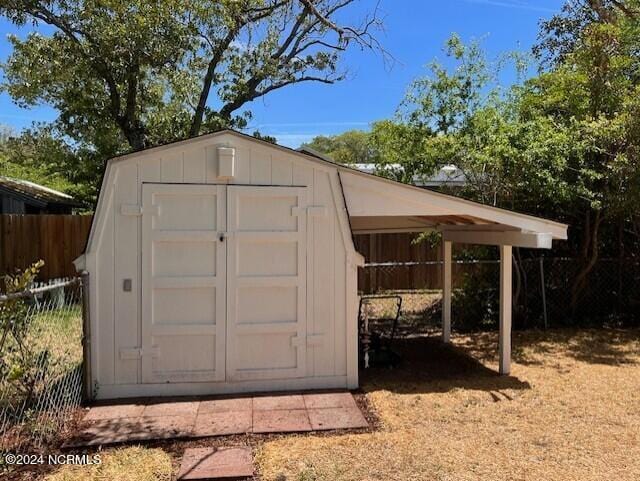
[370,34,527,189]
[1,0,384,153]
[371,23,640,312]
[301,130,379,164]
[0,124,97,205]
[534,0,640,68]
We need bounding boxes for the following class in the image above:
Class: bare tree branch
[190,0,292,136]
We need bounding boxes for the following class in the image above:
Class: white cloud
[460,0,558,13]
[269,133,320,148]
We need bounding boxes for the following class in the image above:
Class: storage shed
[75,130,567,400]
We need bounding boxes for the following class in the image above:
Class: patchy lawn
[258,329,640,481]
[32,328,640,481]
[45,447,172,481]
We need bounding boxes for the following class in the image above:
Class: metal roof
[0,176,80,208]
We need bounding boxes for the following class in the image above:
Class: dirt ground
[10,328,640,481]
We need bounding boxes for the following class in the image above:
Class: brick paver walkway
[68,392,367,446]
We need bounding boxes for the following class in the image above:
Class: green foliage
[0,0,382,200]
[0,125,97,206]
[301,130,379,165]
[0,261,45,407]
[369,7,640,314]
[372,22,640,226]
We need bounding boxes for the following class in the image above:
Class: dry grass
[258,329,640,481]
[43,447,172,481]
[34,328,640,481]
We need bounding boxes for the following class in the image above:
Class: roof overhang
[338,169,568,248]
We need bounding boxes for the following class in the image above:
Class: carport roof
[294,134,567,245]
[337,168,567,245]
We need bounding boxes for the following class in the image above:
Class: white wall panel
[312,169,336,376]
[113,163,139,384]
[96,182,115,386]
[271,155,293,185]
[160,152,184,182]
[250,151,272,185]
[183,147,206,183]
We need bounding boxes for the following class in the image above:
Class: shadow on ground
[360,335,531,395]
[454,328,640,367]
[516,328,640,366]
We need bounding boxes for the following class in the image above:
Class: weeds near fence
[0,270,84,454]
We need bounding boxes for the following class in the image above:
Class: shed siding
[113,162,139,384]
[91,133,352,393]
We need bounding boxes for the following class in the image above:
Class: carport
[339,169,568,375]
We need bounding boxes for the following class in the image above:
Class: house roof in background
[0,176,80,208]
[350,163,467,187]
[296,146,467,187]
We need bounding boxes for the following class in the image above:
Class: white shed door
[226,186,308,381]
[141,184,226,383]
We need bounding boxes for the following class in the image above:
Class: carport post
[499,244,513,375]
[442,240,452,343]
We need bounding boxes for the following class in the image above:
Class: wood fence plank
[0,214,92,281]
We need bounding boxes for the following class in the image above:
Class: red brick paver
[83,403,145,421]
[193,411,252,437]
[307,406,368,431]
[252,408,312,433]
[252,394,305,411]
[142,401,199,417]
[199,398,252,414]
[303,392,359,409]
[177,447,253,480]
[75,391,367,446]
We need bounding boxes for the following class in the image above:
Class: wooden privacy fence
[0,214,92,281]
[1,216,470,289]
[354,233,479,292]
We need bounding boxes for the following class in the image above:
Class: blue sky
[0,0,564,148]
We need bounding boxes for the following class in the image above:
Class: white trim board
[442,230,554,249]
[94,375,349,400]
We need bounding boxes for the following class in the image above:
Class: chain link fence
[360,257,640,333]
[0,278,85,453]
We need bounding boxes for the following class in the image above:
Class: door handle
[219,232,226,242]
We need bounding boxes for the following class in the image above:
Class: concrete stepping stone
[252,408,312,433]
[307,407,368,431]
[177,447,253,480]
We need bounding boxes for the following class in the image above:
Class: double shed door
[141,183,307,384]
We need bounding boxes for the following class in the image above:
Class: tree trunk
[570,209,603,315]
[617,217,624,312]
[512,247,522,325]
[117,118,146,151]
